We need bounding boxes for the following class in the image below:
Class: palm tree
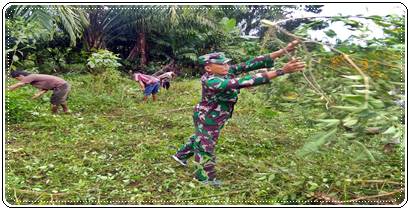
[117,5,216,66]
[79,5,218,67]
[9,5,89,47]
[82,5,128,51]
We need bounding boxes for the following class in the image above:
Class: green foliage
[296,129,337,157]
[15,47,82,75]
[36,48,73,74]
[9,5,88,47]
[240,41,261,57]
[6,17,52,71]
[219,17,237,33]
[86,50,122,74]
[6,89,39,123]
[5,77,403,204]
[4,6,404,204]
[366,14,405,45]
[62,63,88,73]
[324,29,337,38]
[261,13,405,161]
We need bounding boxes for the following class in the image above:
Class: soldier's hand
[284,40,300,53]
[283,59,305,73]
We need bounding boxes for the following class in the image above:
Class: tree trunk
[126,39,140,61]
[139,32,147,66]
[126,32,147,66]
[84,32,105,50]
[83,9,106,51]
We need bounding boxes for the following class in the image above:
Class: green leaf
[354,90,376,95]
[343,19,361,28]
[330,16,343,22]
[324,29,337,38]
[353,140,376,162]
[220,17,236,32]
[296,129,337,156]
[369,99,385,109]
[307,20,329,30]
[13,55,19,62]
[341,75,362,80]
[350,85,367,88]
[341,94,365,105]
[226,19,236,29]
[260,19,275,27]
[331,106,366,112]
[316,119,340,128]
[163,168,175,174]
[343,133,357,139]
[39,165,47,170]
[308,181,319,191]
[268,174,276,182]
[188,182,196,188]
[342,116,358,128]
[367,15,382,21]
[382,126,397,135]
[5,49,15,54]
[259,108,278,118]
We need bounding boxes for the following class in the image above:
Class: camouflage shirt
[195,54,275,127]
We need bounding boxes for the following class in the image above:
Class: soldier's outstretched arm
[228,55,274,76]
[228,40,300,76]
[205,73,270,92]
[207,59,305,92]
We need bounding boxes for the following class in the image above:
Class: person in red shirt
[133,72,161,102]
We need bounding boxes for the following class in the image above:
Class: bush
[38,62,60,74]
[6,91,38,123]
[62,63,87,73]
[86,49,122,74]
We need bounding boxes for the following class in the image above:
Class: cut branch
[267,27,333,108]
[345,188,403,203]
[342,54,370,106]
[261,19,370,107]
[354,180,404,186]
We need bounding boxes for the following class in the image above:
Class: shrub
[86,49,122,74]
[6,90,38,123]
[62,63,87,73]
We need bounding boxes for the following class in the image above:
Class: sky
[288,3,406,45]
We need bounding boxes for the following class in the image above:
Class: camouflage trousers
[174,112,225,181]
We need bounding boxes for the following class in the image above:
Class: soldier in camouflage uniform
[172,40,305,186]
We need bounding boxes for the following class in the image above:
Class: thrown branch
[261,19,370,107]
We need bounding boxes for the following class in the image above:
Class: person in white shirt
[158,71,176,90]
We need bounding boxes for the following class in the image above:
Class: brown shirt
[21,74,67,90]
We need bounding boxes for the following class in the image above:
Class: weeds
[5,75,404,205]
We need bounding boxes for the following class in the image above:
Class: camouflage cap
[198,52,231,65]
